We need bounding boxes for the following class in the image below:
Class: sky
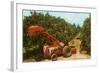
[23,10,90,27]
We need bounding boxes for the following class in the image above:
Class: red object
[43,45,62,58]
[70,46,76,54]
[27,25,64,59]
[51,49,62,55]
[27,26,45,37]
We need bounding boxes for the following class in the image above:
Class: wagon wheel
[63,46,72,57]
[51,54,57,61]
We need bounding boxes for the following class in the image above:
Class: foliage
[80,18,91,55]
[23,11,81,60]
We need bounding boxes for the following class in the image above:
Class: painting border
[11,1,97,71]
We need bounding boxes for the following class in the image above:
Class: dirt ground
[24,53,90,62]
[42,54,90,62]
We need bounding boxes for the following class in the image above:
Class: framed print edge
[11,1,97,71]
[11,1,17,71]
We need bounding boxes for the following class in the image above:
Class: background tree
[80,18,91,55]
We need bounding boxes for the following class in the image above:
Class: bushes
[80,18,91,55]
